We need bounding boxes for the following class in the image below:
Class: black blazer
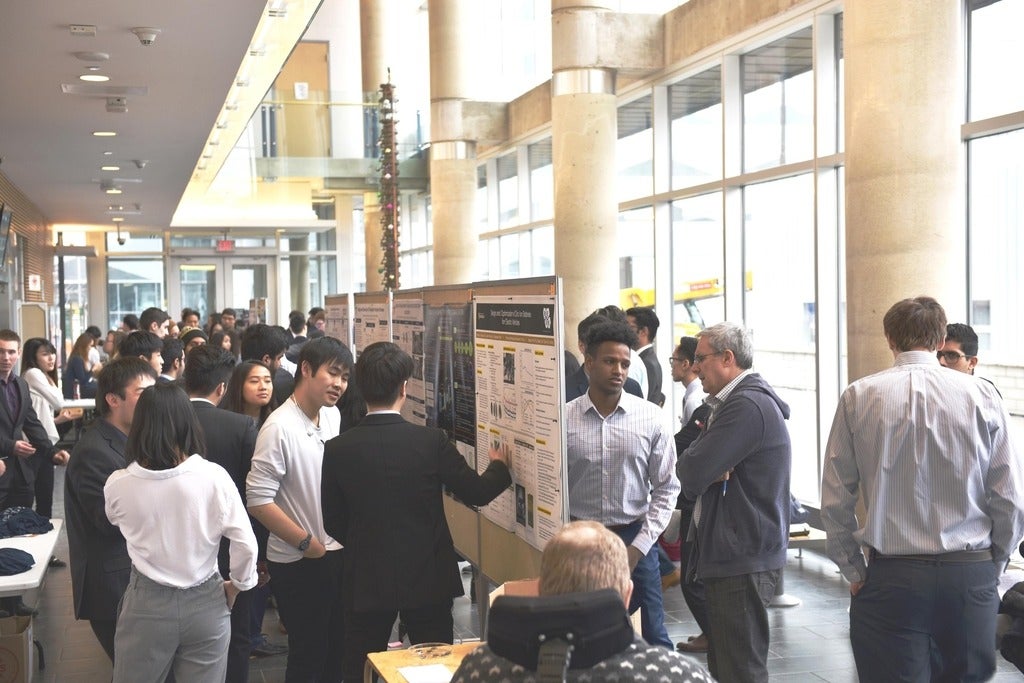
[65,419,131,621]
[564,366,644,403]
[191,400,258,577]
[0,375,56,495]
[639,346,665,407]
[321,413,511,612]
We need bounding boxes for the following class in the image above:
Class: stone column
[845,1,964,381]
[360,0,392,291]
[429,0,478,285]
[551,0,619,353]
[289,237,310,314]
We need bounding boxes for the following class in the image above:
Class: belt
[869,548,993,563]
[570,517,641,533]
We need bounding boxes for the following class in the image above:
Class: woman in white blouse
[20,338,75,521]
[104,382,257,683]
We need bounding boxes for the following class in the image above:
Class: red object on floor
[659,534,681,562]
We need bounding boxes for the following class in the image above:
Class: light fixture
[112,217,125,222]
[101,165,120,171]
[92,131,117,137]
[80,74,110,82]
[105,187,122,195]
[101,180,122,195]
[103,151,113,156]
[224,102,239,111]
[235,78,250,87]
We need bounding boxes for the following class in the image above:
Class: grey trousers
[113,568,231,683]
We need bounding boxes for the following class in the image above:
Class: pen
[722,479,727,496]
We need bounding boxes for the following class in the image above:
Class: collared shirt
[628,349,648,397]
[821,350,1024,583]
[681,377,705,423]
[565,391,679,554]
[0,372,20,418]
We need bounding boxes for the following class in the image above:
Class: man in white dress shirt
[821,296,1024,681]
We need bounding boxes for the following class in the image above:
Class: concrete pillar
[360,0,393,291]
[551,0,618,353]
[429,0,478,285]
[289,237,310,314]
[845,1,964,381]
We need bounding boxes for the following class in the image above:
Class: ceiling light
[235,78,250,87]
[197,163,208,170]
[103,151,113,156]
[105,187,122,195]
[108,205,124,211]
[92,131,117,137]
[80,74,110,82]
[101,165,120,171]
[74,51,110,62]
[224,103,238,111]
[112,217,125,222]
[215,120,229,129]
[201,153,213,159]
[85,65,102,72]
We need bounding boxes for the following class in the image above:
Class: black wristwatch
[297,532,312,552]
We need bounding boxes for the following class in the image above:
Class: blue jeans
[612,521,672,649]
[851,556,998,682]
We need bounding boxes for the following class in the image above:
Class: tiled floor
[27,469,1024,681]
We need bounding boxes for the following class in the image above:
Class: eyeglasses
[693,351,725,365]
[936,350,968,363]
[668,356,685,364]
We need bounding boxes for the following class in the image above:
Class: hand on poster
[489,440,512,468]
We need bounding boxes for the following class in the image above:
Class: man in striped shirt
[565,320,679,649]
[821,296,1024,682]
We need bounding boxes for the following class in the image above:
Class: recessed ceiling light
[93,131,117,137]
[105,187,123,195]
[112,217,125,222]
[103,151,114,156]
[80,74,110,82]
[101,165,120,171]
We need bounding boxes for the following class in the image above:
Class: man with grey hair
[821,296,1024,681]
[451,521,714,682]
[677,322,791,683]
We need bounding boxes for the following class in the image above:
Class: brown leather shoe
[676,633,708,653]
[661,568,681,591]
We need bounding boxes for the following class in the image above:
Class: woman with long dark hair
[220,361,277,428]
[62,332,98,399]
[104,383,257,683]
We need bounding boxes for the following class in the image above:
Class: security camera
[117,235,127,246]
[131,27,161,46]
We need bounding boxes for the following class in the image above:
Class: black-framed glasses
[693,351,725,365]
[936,350,968,363]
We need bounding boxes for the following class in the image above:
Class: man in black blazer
[65,357,157,662]
[0,330,70,510]
[322,342,512,682]
[627,306,665,407]
[184,344,260,682]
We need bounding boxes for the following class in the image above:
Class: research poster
[392,298,426,425]
[474,295,566,550]
[352,300,390,357]
[424,303,476,465]
[323,295,350,346]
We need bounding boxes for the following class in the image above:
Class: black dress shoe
[250,635,288,658]
[48,556,67,568]
[13,601,37,617]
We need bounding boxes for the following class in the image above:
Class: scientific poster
[474,295,565,550]
[392,298,426,425]
[424,304,475,465]
[323,295,350,346]
[352,300,390,357]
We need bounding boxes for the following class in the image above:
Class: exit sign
[216,239,235,253]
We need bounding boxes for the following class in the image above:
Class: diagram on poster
[424,304,476,467]
[353,301,390,356]
[393,299,426,425]
[474,295,565,551]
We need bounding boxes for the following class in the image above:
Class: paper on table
[398,664,454,683]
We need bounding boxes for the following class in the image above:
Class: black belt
[570,517,641,533]
[869,548,992,563]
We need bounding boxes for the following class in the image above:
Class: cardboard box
[0,615,33,683]
[488,578,539,606]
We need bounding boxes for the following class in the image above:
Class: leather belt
[869,548,992,563]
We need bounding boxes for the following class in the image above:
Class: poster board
[391,290,427,425]
[323,293,353,348]
[352,291,392,357]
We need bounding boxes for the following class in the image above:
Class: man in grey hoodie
[677,322,791,683]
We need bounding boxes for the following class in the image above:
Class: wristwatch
[297,532,312,552]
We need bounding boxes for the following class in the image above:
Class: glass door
[168,256,277,328]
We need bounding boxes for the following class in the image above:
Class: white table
[0,519,62,597]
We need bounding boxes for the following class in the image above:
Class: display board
[323,293,352,348]
[352,291,391,357]
[391,293,427,425]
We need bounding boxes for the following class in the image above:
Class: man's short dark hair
[221,308,236,319]
[240,323,287,363]
[577,313,606,342]
[289,310,306,334]
[119,331,163,359]
[584,321,638,357]
[183,344,237,396]
[96,357,157,418]
[0,329,20,345]
[883,297,947,353]
[160,337,184,374]
[296,337,353,385]
[122,314,140,331]
[626,307,660,341]
[180,307,198,321]
[593,305,628,325]
[356,342,413,406]
[677,336,698,363]
[85,325,102,340]
[139,307,170,332]
[945,323,979,357]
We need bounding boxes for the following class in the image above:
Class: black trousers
[342,600,454,683]
[268,551,344,683]
[34,462,54,518]
[678,508,709,633]
[225,588,253,683]
[90,618,117,663]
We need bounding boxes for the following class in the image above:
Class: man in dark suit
[565,313,643,401]
[65,356,157,661]
[184,344,261,682]
[627,306,665,407]
[321,341,512,682]
[0,330,70,510]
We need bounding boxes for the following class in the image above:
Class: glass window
[107,258,166,331]
[670,66,723,188]
[497,152,519,228]
[969,0,1024,121]
[616,207,655,307]
[743,175,817,499]
[617,95,654,201]
[742,28,814,172]
[476,165,489,234]
[671,192,725,340]
[532,225,554,275]
[528,138,553,220]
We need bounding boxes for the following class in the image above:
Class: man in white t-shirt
[246,336,353,682]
